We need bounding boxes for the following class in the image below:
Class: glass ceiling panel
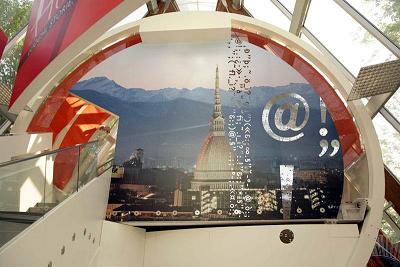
[246,0,291,31]
[373,113,400,180]
[346,0,400,47]
[385,89,400,119]
[176,0,218,11]
[277,0,296,13]
[305,0,396,75]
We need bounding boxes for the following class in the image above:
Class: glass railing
[0,140,113,247]
[382,202,400,245]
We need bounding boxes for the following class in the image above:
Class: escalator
[367,167,400,266]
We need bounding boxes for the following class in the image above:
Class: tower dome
[193,66,242,187]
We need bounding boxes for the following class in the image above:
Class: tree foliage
[0,0,32,37]
[365,0,400,46]
[0,0,32,88]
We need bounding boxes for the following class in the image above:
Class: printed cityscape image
[72,40,344,224]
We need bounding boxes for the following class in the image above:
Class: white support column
[365,92,393,117]
[289,0,311,36]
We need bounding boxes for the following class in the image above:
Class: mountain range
[71,76,343,171]
[72,77,315,108]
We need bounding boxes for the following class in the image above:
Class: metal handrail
[0,140,98,168]
[97,158,114,176]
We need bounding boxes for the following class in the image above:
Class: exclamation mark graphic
[319,98,329,157]
[320,97,326,124]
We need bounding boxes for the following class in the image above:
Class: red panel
[49,96,86,143]
[232,28,363,167]
[0,29,7,57]
[10,0,125,109]
[53,104,110,190]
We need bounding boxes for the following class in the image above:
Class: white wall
[91,221,145,267]
[0,133,52,163]
[143,224,359,267]
[0,156,47,212]
[0,169,111,267]
[0,133,53,212]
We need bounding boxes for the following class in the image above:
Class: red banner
[9,0,125,110]
[0,29,7,57]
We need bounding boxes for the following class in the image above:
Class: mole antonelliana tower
[191,66,242,192]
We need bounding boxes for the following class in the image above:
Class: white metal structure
[2,11,385,266]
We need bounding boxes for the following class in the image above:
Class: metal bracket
[338,198,368,221]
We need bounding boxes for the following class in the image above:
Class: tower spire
[211,65,225,135]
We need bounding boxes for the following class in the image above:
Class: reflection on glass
[78,142,98,188]
[175,0,218,11]
[245,0,291,30]
[346,0,400,47]
[373,113,400,179]
[305,0,396,75]
[382,206,400,244]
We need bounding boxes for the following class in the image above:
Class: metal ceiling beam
[231,0,244,10]
[216,0,251,17]
[289,0,310,36]
[334,0,400,58]
[146,0,160,14]
[145,0,179,17]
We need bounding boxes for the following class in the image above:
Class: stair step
[0,211,42,223]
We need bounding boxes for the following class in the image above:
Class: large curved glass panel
[346,0,400,47]
[26,28,364,225]
[245,0,291,31]
[305,0,396,75]
[373,113,400,179]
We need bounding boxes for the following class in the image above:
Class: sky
[81,42,307,90]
